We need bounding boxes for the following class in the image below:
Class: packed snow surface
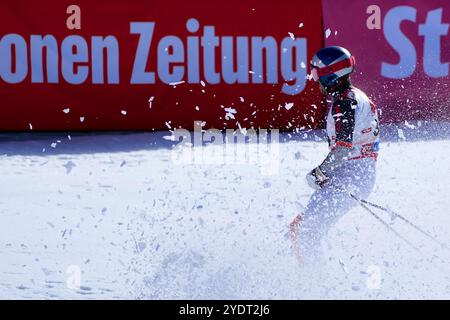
[1,121,449,299]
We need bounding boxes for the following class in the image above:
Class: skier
[290,46,380,264]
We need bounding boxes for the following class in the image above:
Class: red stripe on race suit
[348,143,378,161]
[331,141,378,161]
[334,140,352,148]
[348,152,378,161]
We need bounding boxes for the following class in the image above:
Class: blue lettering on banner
[382,6,449,79]
[0,34,28,83]
[0,18,313,95]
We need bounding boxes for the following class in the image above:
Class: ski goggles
[310,56,356,82]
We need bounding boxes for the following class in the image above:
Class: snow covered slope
[1,121,449,299]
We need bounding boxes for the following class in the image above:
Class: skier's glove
[306,167,329,190]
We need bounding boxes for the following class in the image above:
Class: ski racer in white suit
[290,46,380,263]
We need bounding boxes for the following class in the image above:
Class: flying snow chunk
[169,80,185,86]
[398,128,406,140]
[163,135,176,141]
[121,110,127,116]
[325,28,332,38]
[288,32,295,40]
[200,80,206,87]
[80,117,85,123]
[300,62,306,69]
[240,97,245,102]
[148,96,154,109]
[224,107,237,120]
[63,108,70,114]
[284,103,294,111]
[28,123,33,130]
[299,22,304,28]
[225,107,237,114]
[404,120,416,129]
[237,121,247,135]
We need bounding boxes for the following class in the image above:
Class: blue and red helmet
[310,46,356,88]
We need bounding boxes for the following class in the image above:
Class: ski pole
[350,193,424,255]
[352,194,448,250]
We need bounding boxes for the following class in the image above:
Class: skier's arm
[306,98,356,189]
[319,97,356,174]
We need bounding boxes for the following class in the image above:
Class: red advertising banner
[323,0,450,123]
[0,0,324,131]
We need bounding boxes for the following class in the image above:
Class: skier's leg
[293,158,377,263]
[297,186,353,262]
